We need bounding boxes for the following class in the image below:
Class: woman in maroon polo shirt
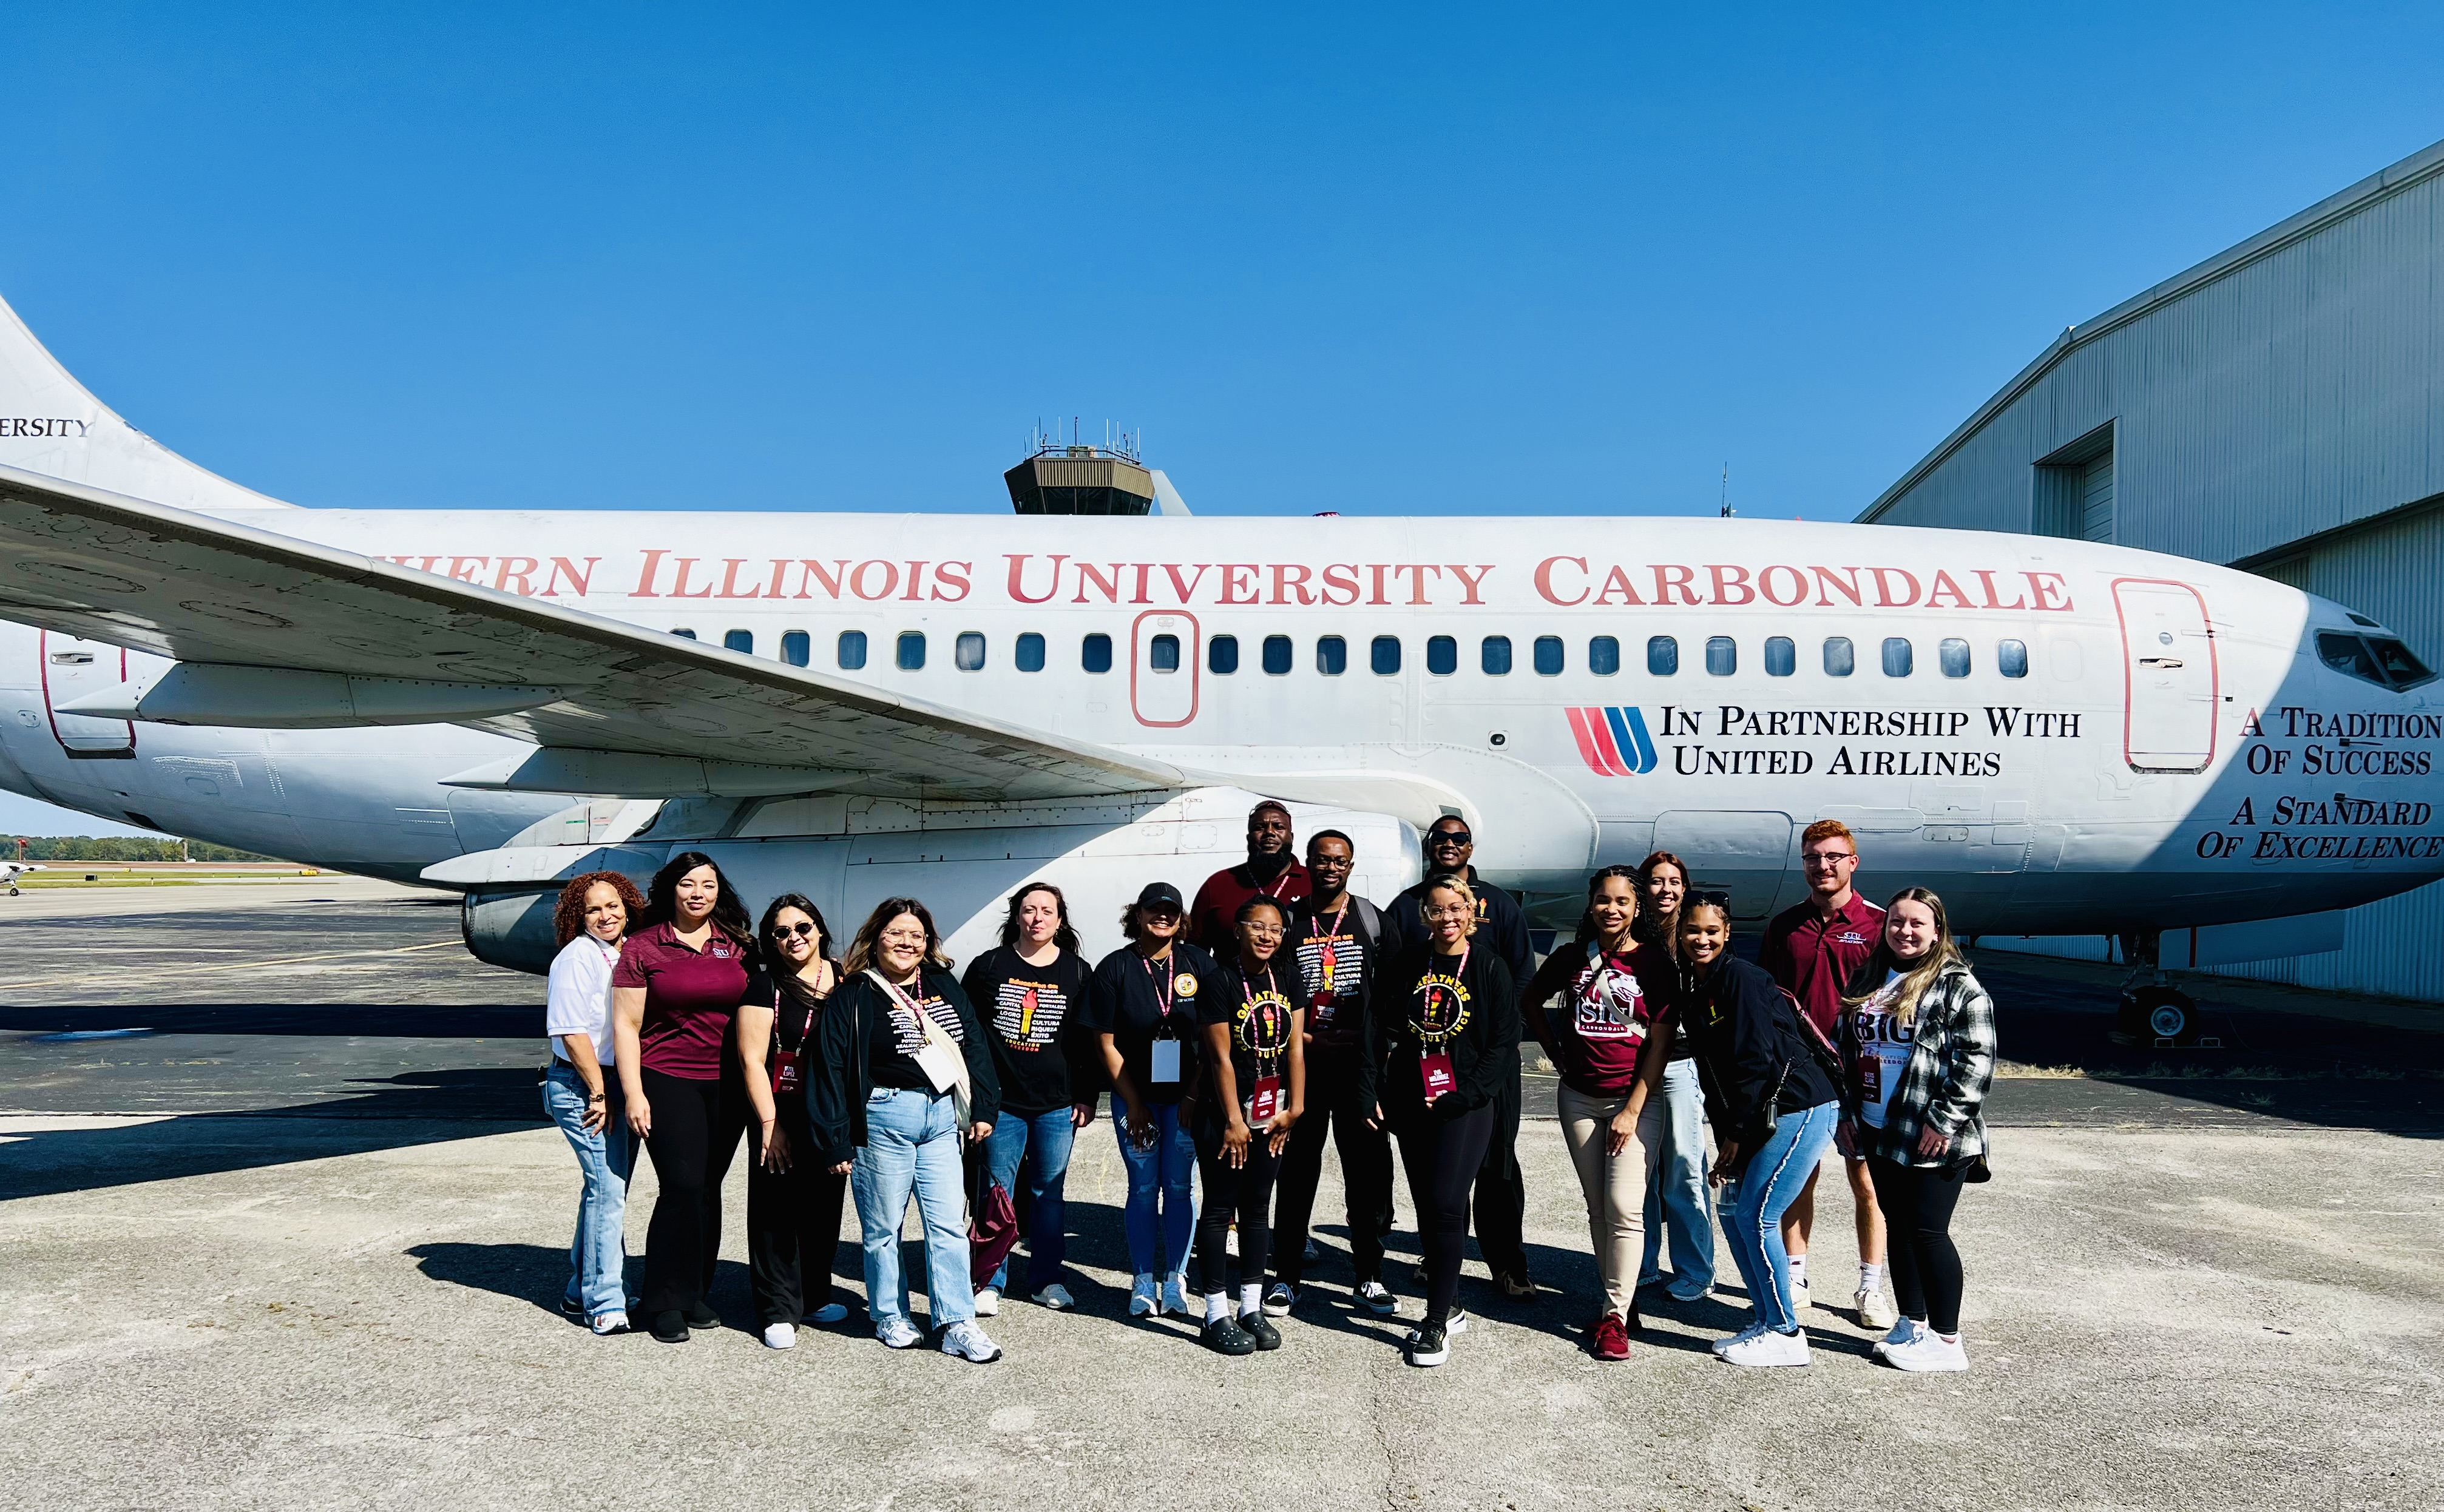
[612,851,756,1345]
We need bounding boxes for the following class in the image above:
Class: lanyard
[1253,865,1296,900]
[1139,947,1176,1026]
[1418,943,1470,1034]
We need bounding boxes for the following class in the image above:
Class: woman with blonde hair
[542,869,648,1335]
[1835,887,1996,1373]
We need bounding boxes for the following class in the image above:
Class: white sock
[1787,1254,1808,1288]
[1858,1261,1886,1293]
[1240,1283,1262,1317]
[1205,1292,1230,1324]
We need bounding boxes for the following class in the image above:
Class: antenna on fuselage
[1720,465,1735,518]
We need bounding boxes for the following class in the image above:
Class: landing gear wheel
[2131,985,2197,1045]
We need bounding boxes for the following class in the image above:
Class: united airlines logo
[1567,706,1659,776]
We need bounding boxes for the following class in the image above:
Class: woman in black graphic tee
[736,893,850,1349]
[1191,896,1306,1355]
[1359,875,1519,1369]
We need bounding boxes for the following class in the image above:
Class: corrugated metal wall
[1865,139,2444,1002]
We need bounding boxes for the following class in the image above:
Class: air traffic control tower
[1004,442,1156,515]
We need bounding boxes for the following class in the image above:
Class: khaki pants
[1556,1081,1667,1321]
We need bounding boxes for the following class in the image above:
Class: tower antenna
[1719,464,1734,519]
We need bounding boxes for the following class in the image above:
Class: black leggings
[747,1101,850,1328]
[1393,1099,1498,1326]
[1867,1155,1968,1334]
[1270,1049,1393,1286]
[1194,1125,1283,1306]
[638,1066,746,1317]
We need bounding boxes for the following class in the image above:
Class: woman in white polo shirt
[542,869,648,1336]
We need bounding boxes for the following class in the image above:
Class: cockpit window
[2318,630,2436,690]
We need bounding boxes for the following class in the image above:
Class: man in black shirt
[1381,817,1537,1300]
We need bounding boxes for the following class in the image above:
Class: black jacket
[1674,955,1838,1149]
[1381,866,1534,990]
[806,967,1001,1167]
[1356,941,1520,1121]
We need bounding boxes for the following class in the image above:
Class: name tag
[771,1048,802,1098]
[1310,989,1336,1029]
[1420,1052,1456,1102]
[1149,1039,1182,1084]
[1248,1075,1282,1124]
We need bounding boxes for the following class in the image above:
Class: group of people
[538,803,1996,1373]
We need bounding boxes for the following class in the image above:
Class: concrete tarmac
[3,885,2440,1510]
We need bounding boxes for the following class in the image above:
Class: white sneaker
[875,1317,922,1349]
[761,1322,796,1351]
[940,1320,1003,1363]
[805,1302,849,1325]
[1129,1274,1160,1317]
[1791,1272,1811,1306]
[1870,1317,1924,1359]
[973,1288,1001,1317]
[1721,1328,1812,1368]
[1885,1330,1969,1372]
[1357,1280,1398,1316]
[1855,1286,1898,1332]
[1162,1275,1190,1317]
[1032,1284,1075,1311]
[590,1310,631,1336]
[1711,1320,1769,1357]
[1263,1283,1296,1316]
[1226,1224,1241,1258]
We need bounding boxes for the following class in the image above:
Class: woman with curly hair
[543,869,647,1336]
[613,851,757,1344]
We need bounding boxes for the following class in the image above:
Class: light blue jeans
[1721,1099,1840,1334]
[541,1062,634,1321]
[1637,1058,1718,1295]
[983,1106,1077,1294]
[1113,1099,1197,1281]
[852,1088,976,1332]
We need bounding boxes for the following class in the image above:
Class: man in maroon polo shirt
[1758,817,1895,1331]
[1188,800,1312,953]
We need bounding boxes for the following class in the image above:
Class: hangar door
[2114,579,2217,773]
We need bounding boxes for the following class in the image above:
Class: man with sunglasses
[1759,818,1893,1332]
[1190,800,1312,955]
[1382,816,1537,1300]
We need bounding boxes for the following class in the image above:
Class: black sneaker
[649,1311,690,1345]
[1241,1312,1283,1351]
[1404,1321,1450,1366]
[1447,1306,1471,1335]
[683,1304,720,1331]
[1497,1271,1537,1301]
[1203,1315,1259,1356]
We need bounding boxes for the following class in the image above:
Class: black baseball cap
[1135,882,1185,913]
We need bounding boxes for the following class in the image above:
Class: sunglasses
[769,920,817,940]
[1429,829,1474,846]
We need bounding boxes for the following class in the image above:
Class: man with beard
[1190,800,1312,955]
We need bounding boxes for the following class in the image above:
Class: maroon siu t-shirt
[614,921,752,1080]
[1759,894,1886,1037]
[1551,942,1671,1098]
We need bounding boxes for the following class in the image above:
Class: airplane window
[1647,636,1678,676]
[898,631,927,671]
[1882,636,1914,677]
[1997,638,2028,678]
[1263,635,1293,675]
[1482,635,1512,675]
[1150,633,1180,673]
[1534,636,1563,676]
[1589,636,1620,676]
[1764,636,1795,677]
[2369,636,2437,689]
[1016,632,1046,672]
[837,630,867,670]
[1318,636,1348,675]
[2318,630,2386,687]
[671,628,697,640]
[1427,635,1457,675]
[723,629,753,655]
[1824,636,1854,677]
[1372,636,1401,675]
[1704,636,1736,675]
[1083,633,1113,674]
[956,632,987,672]
[1209,633,1240,675]
[1938,638,1971,677]
[780,631,810,667]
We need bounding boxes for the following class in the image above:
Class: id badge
[772,1049,802,1098]
[1248,1075,1281,1124]
[1309,990,1336,1030]
[1858,1058,1882,1103]
[1150,1039,1182,1084]
[1420,1051,1456,1101]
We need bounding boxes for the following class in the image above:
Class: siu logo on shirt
[1566,706,1659,776]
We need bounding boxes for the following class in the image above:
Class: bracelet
[586,1093,606,1104]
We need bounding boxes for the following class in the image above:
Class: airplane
[1,291,2439,1041]
[0,860,44,895]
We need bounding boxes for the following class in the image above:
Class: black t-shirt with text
[1290,897,1368,1036]
[960,945,1094,1116]
[865,977,964,1093]
[1200,957,1299,1107]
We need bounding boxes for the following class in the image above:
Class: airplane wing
[0,464,1188,802]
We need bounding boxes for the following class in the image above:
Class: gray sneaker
[940,1320,1003,1363]
[875,1317,922,1349]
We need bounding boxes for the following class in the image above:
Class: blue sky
[1,1,2439,834]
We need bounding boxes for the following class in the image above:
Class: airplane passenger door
[1130,610,1199,729]
[39,632,135,757]
[2114,579,2217,773]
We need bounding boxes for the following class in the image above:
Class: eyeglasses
[768,920,816,940]
[1428,829,1473,846]
[1802,851,1856,869]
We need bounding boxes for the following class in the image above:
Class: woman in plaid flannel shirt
[1833,888,1995,1374]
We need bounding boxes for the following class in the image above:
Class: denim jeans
[541,1062,634,1320]
[1721,1099,1840,1333]
[851,1087,975,1332]
[983,1105,1077,1295]
[1637,1058,1718,1295]
[1112,1099,1197,1281]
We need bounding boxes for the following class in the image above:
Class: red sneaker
[1593,1312,1633,1361]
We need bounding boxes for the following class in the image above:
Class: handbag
[967,1158,1020,1291]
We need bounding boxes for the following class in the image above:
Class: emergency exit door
[39,632,136,757]
[1130,610,1199,728]
[2114,579,2217,773]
